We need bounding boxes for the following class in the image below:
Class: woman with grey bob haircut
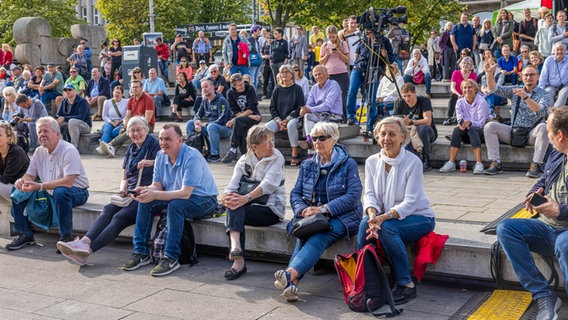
[221,124,286,280]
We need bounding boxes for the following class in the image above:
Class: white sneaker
[439,161,456,173]
[100,141,115,158]
[473,162,484,175]
[95,146,104,155]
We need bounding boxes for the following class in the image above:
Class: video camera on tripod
[357,6,407,35]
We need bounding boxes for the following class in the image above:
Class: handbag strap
[135,150,149,188]
[512,95,543,130]
[111,99,123,119]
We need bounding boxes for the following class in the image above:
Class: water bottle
[459,160,467,173]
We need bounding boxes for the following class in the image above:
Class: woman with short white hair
[2,86,20,121]
[403,49,433,98]
[358,116,435,305]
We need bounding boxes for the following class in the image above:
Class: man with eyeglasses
[56,84,92,149]
[539,42,568,106]
[100,80,155,157]
[484,63,552,177]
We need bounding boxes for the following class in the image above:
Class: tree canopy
[259,0,464,45]
[97,0,251,44]
[0,0,83,45]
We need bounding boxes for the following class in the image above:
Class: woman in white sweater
[358,116,435,305]
[403,49,433,98]
[221,125,286,280]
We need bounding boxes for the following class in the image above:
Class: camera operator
[345,28,395,126]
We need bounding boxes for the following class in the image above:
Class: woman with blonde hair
[0,120,29,202]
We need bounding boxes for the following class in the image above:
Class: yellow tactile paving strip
[468,290,532,320]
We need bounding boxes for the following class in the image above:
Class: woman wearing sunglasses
[358,116,435,305]
[274,122,362,302]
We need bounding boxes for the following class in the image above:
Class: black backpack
[186,131,209,158]
[14,122,30,153]
[151,210,199,266]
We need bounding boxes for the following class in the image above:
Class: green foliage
[0,0,83,45]
[260,0,463,44]
[98,0,251,44]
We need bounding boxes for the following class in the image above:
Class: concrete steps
[49,198,560,288]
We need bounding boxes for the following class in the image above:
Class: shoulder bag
[292,214,332,240]
[510,97,542,148]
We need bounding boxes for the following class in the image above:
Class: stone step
[80,123,535,171]
[41,201,564,288]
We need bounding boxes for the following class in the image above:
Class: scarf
[126,135,154,175]
[378,147,406,213]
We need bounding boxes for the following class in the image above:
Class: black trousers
[225,204,280,255]
[230,116,261,154]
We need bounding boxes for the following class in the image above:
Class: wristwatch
[320,205,329,216]
[246,194,253,202]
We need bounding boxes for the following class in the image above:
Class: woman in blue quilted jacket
[274,122,362,302]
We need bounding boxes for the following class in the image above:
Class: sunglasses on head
[312,135,331,142]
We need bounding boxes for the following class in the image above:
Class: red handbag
[413,70,425,84]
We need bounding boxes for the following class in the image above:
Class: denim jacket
[288,144,363,238]
[529,149,568,221]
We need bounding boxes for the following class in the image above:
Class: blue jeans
[12,186,89,237]
[367,101,394,132]
[497,219,568,299]
[40,91,61,106]
[358,215,435,285]
[403,73,432,94]
[494,49,502,59]
[192,79,201,91]
[158,59,169,79]
[186,120,231,156]
[248,65,260,90]
[153,95,165,117]
[100,122,123,143]
[504,73,517,85]
[132,195,217,260]
[289,217,347,277]
[230,65,249,75]
[346,68,379,120]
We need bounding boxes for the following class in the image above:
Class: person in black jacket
[265,64,305,166]
[85,68,111,121]
[221,73,262,163]
[0,121,29,202]
[496,106,568,320]
[172,72,196,122]
[57,84,92,148]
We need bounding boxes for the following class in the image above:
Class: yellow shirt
[309,32,326,46]
[314,45,321,63]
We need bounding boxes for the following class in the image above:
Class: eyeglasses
[521,51,528,53]
[231,75,243,83]
[128,127,146,134]
[312,135,332,142]
[70,71,77,73]
[522,73,539,77]
[210,70,218,73]
[180,60,187,63]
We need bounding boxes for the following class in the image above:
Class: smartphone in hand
[127,190,140,196]
[529,193,548,207]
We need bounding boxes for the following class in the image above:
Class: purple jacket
[306,79,343,115]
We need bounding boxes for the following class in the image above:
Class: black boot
[422,153,432,172]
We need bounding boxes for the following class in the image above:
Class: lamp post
[149,0,155,32]
[252,0,256,25]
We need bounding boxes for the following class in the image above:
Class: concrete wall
[13,17,107,68]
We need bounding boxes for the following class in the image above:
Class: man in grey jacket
[222,23,251,76]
